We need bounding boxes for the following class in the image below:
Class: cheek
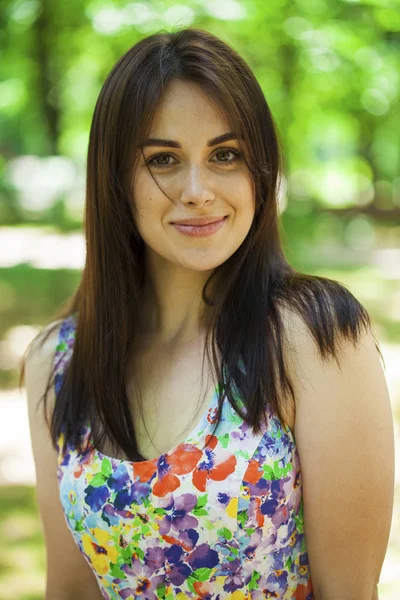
[231,176,256,215]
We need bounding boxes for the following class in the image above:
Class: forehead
[149,80,231,133]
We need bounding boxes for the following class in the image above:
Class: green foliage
[0,0,398,228]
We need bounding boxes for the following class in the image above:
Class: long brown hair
[20,26,378,462]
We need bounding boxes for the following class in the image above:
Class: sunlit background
[0,0,399,597]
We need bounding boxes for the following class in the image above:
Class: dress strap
[54,314,77,397]
[53,314,77,457]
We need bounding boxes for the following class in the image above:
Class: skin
[131,79,255,346]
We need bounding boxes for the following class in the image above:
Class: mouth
[171,216,228,226]
[171,215,228,237]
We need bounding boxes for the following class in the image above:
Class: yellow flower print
[228,591,251,599]
[226,497,238,519]
[289,532,297,546]
[81,527,119,575]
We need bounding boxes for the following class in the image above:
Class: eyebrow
[139,132,240,149]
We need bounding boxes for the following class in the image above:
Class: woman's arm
[25,324,104,600]
[284,312,394,600]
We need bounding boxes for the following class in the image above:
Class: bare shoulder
[24,317,102,598]
[24,318,64,419]
[278,303,394,596]
[276,305,318,432]
[278,301,383,397]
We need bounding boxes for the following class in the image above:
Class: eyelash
[145,147,242,170]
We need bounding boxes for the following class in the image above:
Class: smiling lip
[172,216,228,237]
[171,216,227,226]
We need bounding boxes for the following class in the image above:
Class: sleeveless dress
[55,315,313,599]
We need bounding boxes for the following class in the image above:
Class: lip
[171,216,227,226]
[172,216,228,237]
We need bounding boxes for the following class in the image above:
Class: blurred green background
[0,0,399,598]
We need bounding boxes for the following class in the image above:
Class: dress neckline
[86,384,221,466]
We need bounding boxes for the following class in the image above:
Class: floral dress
[55,315,313,599]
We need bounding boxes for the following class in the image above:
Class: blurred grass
[0,264,81,341]
[0,487,45,600]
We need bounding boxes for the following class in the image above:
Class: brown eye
[212,148,242,164]
[146,153,177,169]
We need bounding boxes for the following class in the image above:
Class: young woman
[21,27,394,600]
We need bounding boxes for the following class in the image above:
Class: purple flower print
[113,480,149,510]
[187,543,219,570]
[159,493,198,536]
[265,568,289,594]
[144,546,166,573]
[261,495,279,517]
[120,560,165,599]
[84,483,110,512]
[164,545,192,585]
[101,503,139,527]
[223,573,245,593]
[108,463,131,490]
[217,492,229,504]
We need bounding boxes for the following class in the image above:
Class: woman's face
[131,80,255,273]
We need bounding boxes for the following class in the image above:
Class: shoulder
[278,305,394,595]
[279,300,384,404]
[277,299,382,430]
[24,317,72,420]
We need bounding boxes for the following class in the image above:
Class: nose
[179,165,215,205]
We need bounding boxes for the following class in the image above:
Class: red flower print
[134,444,203,498]
[206,406,218,424]
[251,496,265,528]
[192,435,237,492]
[243,458,263,484]
[294,578,313,599]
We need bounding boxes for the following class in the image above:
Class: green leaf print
[219,433,230,448]
[262,465,277,480]
[110,562,126,579]
[196,494,208,509]
[262,460,293,481]
[89,472,107,487]
[187,576,196,594]
[293,512,304,533]
[285,556,293,570]
[186,567,214,593]
[236,449,250,459]
[273,460,293,479]
[245,527,255,535]
[294,497,305,534]
[217,527,232,540]
[192,567,214,582]
[193,507,208,516]
[237,510,248,528]
[74,518,85,532]
[101,457,112,478]
[135,546,145,561]
[156,583,174,600]
[56,340,67,352]
[121,546,133,563]
[248,570,261,591]
[228,409,243,426]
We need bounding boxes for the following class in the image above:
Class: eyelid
[145,146,242,166]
